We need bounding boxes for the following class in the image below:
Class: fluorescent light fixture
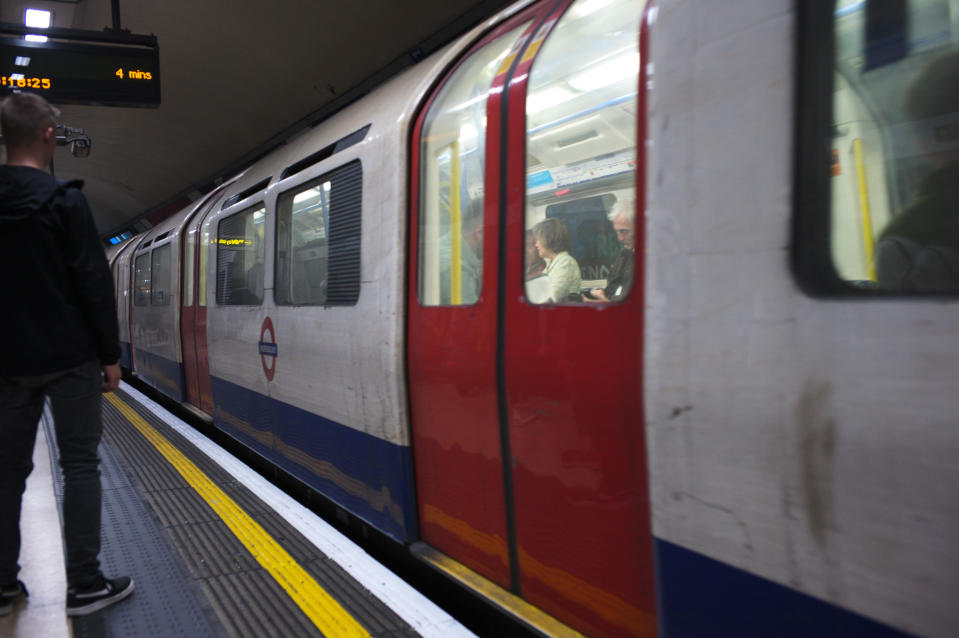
[10,74,25,81]
[459,122,479,143]
[14,56,31,66]
[293,188,320,205]
[569,53,639,92]
[527,86,575,114]
[25,35,48,43]
[24,9,52,29]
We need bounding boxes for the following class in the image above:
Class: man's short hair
[1,93,60,149]
[533,217,572,253]
[610,197,635,224]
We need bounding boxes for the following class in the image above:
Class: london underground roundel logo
[258,317,277,382]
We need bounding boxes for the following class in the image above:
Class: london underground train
[105,0,959,636]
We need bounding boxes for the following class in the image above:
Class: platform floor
[0,382,474,638]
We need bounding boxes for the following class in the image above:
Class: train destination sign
[0,26,160,107]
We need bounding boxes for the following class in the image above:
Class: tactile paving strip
[101,389,420,637]
[41,405,221,638]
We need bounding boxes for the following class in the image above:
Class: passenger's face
[526,236,539,260]
[534,236,549,257]
[613,214,634,251]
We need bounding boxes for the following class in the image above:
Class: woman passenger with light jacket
[532,217,582,303]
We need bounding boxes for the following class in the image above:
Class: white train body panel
[107,236,141,367]
[129,209,196,399]
[645,2,959,636]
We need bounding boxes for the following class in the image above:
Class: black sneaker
[0,580,28,616]
[66,575,134,616]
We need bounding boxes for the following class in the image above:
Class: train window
[275,160,362,306]
[151,244,172,306]
[799,0,959,294]
[199,216,212,307]
[133,253,150,307]
[183,231,194,307]
[216,204,266,305]
[523,0,641,304]
[417,22,530,306]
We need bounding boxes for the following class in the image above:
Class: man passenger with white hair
[583,198,635,303]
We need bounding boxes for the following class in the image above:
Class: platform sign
[0,30,159,107]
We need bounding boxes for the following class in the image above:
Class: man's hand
[102,363,121,392]
[582,288,609,303]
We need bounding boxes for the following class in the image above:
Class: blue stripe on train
[210,375,417,542]
[655,539,912,637]
[135,349,184,401]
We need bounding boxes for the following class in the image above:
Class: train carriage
[111,235,145,370]
[116,0,959,636]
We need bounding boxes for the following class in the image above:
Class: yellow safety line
[853,138,877,281]
[104,393,370,638]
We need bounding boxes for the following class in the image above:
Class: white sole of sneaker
[66,581,135,617]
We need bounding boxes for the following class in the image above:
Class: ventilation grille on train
[221,177,272,210]
[280,124,371,181]
[326,160,362,306]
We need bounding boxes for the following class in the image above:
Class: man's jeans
[0,360,103,588]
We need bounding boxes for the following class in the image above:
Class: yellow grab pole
[853,138,877,281]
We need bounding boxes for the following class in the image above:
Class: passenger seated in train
[583,199,634,303]
[532,217,582,303]
[876,51,959,292]
[439,198,483,304]
[525,230,547,280]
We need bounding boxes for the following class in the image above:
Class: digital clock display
[0,32,160,107]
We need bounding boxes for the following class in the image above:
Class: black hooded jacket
[0,165,120,376]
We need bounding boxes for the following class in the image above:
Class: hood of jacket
[0,165,62,223]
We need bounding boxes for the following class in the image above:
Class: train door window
[199,215,213,307]
[133,253,150,306]
[417,22,530,306]
[803,0,959,294]
[151,244,172,306]
[523,0,641,304]
[275,160,362,306]
[216,204,266,305]
[183,231,194,307]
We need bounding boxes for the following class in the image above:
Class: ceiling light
[459,122,479,143]
[25,34,48,43]
[14,56,31,66]
[569,53,639,92]
[24,9,51,29]
[527,86,575,114]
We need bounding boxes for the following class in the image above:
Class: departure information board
[0,29,159,107]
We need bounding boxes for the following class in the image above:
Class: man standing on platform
[0,93,134,617]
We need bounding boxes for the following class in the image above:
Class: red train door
[181,191,224,414]
[408,6,545,591]
[409,1,656,636]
